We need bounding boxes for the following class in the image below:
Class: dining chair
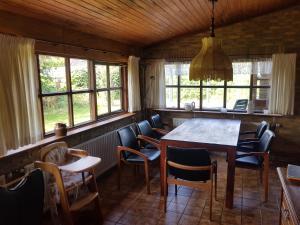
[235,129,275,201]
[117,126,160,194]
[239,121,268,143]
[136,120,168,148]
[0,169,44,225]
[164,148,217,220]
[35,142,102,225]
[150,114,169,130]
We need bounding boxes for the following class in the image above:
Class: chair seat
[127,148,160,163]
[235,152,261,167]
[144,143,157,149]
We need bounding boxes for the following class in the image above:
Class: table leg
[160,141,167,195]
[226,147,236,208]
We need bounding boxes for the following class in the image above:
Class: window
[164,59,271,112]
[38,55,125,134]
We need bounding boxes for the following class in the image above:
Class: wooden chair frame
[235,151,270,201]
[163,160,217,221]
[35,142,102,225]
[117,135,160,194]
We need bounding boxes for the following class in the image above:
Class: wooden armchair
[239,121,268,143]
[150,114,170,130]
[117,126,160,194]
[35,142,102,225]
[235,130,275,201]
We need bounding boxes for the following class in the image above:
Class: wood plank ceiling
[0,0,299,47]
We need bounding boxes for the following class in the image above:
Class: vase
[54,123,67,137]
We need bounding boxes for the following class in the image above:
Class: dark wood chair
[150,114,169,130]
[163,148,217,220]
[0,169,44,225]
[239,120,268,143]
[116,126,161,194]
[235,129,275,201]
[136,120,168,149]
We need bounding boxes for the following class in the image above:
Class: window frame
[37,54,127,136]
[165,64,271,112]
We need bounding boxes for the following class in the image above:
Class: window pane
[165,64,178,85]
[226,88,250,110]
[202,88,224,109]
[109,65,121,88]
[43,96,69,133]
[95,64,107,89]
[180,88,200,109]
[70,59,89,90]
[227,73,251,86]
[111,89,121,111]
[166,87,178,108]
[253,74,271,86]
[252,88,270,111]
[73,93,91,125]
[39,55,66,93]
[97,91,109,115]
[202,80,224,86]
[180,70,200,86]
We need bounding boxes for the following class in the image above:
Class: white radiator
[173,118,189,127]
[74,130,120,177]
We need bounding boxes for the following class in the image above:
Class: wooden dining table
[160,118,241,209]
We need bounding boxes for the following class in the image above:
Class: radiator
[173,118,189,127]
[74,130,120,177]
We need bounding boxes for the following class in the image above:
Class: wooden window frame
[37,54,127,136]
[165,69,270,112]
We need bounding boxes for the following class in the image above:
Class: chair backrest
[233,99,248,111]
[41,141,69,165]
[0,169,44,225]
[137,120,156,138]
[150,114,164,129]
[256,121,269,138]
[258,129,275,153]
[117,126,139,159]
[167,148,211,181]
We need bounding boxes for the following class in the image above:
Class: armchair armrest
[236,151,268,159]
[67,148,89,158]
[239,131,256,136]
[116,146,148,161]
[152,128,169,136]
[137,135,160,149]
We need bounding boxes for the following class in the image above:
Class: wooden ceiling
[0,0,299,47]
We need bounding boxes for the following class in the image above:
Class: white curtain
[128,56,141,112]
[269,53,297,115]
[0,34,43,156]
[232,58,272,76]
[145,59,166,108]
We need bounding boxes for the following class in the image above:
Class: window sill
[3,112,136,159]
[153,108,283,117]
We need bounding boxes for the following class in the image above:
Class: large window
[165,60,271,112]
[38,55,125,134]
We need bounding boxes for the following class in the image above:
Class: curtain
[269,53,297,115]
[232,58,272,77]
[0,34,43,156]
[145,59,166,108]
[128,56,141,112]
[164,62,190,76]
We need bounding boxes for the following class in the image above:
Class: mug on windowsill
[54,123,67,137]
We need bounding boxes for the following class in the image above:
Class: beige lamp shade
[189,37,233,81]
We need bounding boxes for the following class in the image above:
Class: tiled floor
[44,153,283,225]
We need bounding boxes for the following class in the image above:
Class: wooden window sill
[3,112,135,159]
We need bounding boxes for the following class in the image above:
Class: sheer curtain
[0,34,42,156]
[269,53,297,115]
[145,59,166,108]
[128,56,141,112]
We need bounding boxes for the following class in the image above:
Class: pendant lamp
[189,0,233,81]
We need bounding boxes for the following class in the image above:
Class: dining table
[160,118,241,209]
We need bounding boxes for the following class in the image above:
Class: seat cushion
[235,152,261,167]
[126,148,160,163]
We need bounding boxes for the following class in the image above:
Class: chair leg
[144,161,150,194]
[164,165,168,212]
[117,160,121,190]
[214,162,218,201]
[263,153,270,202]
[209,180,213,221]
[259,168,263,184]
